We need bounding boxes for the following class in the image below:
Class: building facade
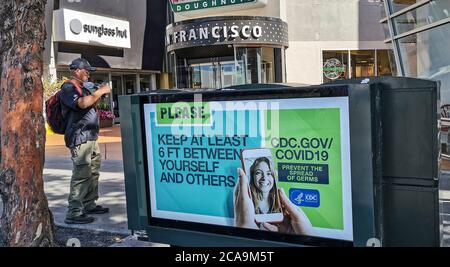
[43,0,395,113]
[44,0,167,121]
[166,0,394,89]
[381,0,450,104]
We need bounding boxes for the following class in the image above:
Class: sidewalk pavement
[44,125,168,247]
[44,157,128,234]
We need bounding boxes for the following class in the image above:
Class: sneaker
[85,205,109,214]
[64,214,95,224]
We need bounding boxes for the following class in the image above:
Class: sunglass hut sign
[171,0,262,12]
[70,20,128,39]
[54,9,131,49]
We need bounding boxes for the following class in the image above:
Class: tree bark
[0,0,55,247]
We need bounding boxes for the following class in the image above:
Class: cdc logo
[289,188,320,208]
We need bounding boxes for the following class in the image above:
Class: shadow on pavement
[44,157,129,235]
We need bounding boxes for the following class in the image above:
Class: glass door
[350,50,375,78]
[189,63,217,89]
[219,61,236,88]
[236,47,262,84]
[124,74,136,95]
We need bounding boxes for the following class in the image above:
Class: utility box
[329,77,440,246]
[119,77,439,247]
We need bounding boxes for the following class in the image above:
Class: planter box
[99,118,113,128]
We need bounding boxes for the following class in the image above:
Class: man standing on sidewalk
[60,58,112,224]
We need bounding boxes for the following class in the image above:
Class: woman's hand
[260,188,314,236]
[234,168,258,229]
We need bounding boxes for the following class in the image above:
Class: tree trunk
[0,0,55,247]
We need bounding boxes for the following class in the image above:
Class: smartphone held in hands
[241,148,283,224]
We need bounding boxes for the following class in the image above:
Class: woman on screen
[235,159,314,236]
[249,157,282,214]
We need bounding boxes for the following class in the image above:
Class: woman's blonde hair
[249,157,282,214]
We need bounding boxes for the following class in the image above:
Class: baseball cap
[69,58,97,72]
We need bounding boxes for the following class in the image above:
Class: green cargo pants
[66,140,101,219]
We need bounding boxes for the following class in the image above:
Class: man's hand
[77,85,112,109]
[234,168,257,229]
[97,84,112,95]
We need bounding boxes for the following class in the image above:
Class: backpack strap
[64,79,84,96]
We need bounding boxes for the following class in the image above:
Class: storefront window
[323,49,395,82]
[322,51,349,83]
[351,50,376,78]
[140,75,151,92]
[124,74,136,95]
[377,50,395,76]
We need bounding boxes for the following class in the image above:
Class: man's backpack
[45,80,83,134]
